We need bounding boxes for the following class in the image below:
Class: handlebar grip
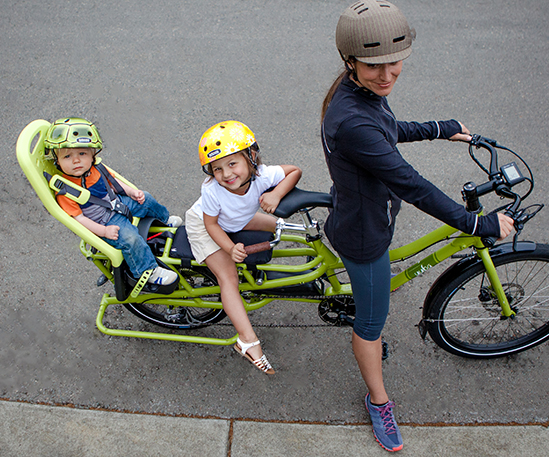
[244,241,272,255]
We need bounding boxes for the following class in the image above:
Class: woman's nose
[379,65,391,80]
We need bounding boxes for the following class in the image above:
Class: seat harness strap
[44,162,133,220]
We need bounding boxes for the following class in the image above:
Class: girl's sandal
[234,337,275,375]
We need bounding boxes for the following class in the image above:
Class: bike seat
[273,187,333,218]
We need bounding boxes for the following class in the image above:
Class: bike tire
[426,243,549,358]
[123,267,227,330]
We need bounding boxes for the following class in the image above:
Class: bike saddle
[273,187,333,218]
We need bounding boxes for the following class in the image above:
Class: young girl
[185,120,302,374]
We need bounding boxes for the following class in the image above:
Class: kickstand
[382,339,389,361]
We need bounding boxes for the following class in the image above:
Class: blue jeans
[103,192,169,278]
[341,250,391,341]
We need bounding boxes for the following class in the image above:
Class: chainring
[318,296,356,326]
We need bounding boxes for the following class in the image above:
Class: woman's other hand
[449,122,472,142]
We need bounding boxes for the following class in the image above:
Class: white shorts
[184,208,221,264]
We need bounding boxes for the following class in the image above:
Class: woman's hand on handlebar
[449,122,472,143]
[497,213,514,240]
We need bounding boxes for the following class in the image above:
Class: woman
[321,1,514,452]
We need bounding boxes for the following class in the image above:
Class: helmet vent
[364,42,381,49]
[351,3,369,14]
[393,36,405,43]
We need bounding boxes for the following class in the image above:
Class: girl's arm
[74,214,120,240]
[203,213,247,262]
[259,165,302,213]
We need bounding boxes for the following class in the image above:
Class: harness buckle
[113,200,133,220]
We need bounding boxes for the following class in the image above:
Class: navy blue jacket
[322,75,499,262]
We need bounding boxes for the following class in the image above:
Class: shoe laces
[375,401,397,435]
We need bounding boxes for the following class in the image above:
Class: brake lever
[470,134,500,148]
[510,204,544,250]
[512,215,523,251]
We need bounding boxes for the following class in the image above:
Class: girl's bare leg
[205,249,263,361]
[243,212,277,232]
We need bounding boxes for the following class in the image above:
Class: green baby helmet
[44,117,103,152]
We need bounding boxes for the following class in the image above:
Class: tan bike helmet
[336,1,415,64]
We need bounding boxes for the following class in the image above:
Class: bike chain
[209,293,354,329]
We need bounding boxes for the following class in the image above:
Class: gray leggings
[341,250,391,341]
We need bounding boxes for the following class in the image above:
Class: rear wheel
[123,267,226,329]
[426,244,549,358]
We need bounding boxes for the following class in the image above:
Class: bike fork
[476,248,516,318]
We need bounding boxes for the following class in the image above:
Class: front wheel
[426,244,549,358]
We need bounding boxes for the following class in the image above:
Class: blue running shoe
[365,394,403,452]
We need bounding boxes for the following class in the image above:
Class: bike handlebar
[465,134,539,248]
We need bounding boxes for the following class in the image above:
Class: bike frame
[17,119,514,348]
[89,215,351,345]
[90,211,513,345]
[389,224,514,317]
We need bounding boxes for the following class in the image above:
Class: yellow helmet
[198,120,257,174]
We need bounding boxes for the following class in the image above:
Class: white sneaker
[167,216,183,227]
[148,266,178,285]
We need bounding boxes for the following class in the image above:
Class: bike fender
[421,241,536,322]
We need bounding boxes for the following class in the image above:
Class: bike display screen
[501,162,525,186]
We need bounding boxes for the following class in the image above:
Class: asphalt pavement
[1,0,548,455]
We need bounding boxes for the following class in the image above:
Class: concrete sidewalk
[1,401,547,457]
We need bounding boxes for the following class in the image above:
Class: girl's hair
[205,144,262,181]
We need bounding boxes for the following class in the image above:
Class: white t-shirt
[190,164,285,232]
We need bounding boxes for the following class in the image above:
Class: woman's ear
[345,61,355,73]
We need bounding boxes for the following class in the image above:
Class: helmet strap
[345,59,377,97]
[345,59,360,87]
[238,147,259,191]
